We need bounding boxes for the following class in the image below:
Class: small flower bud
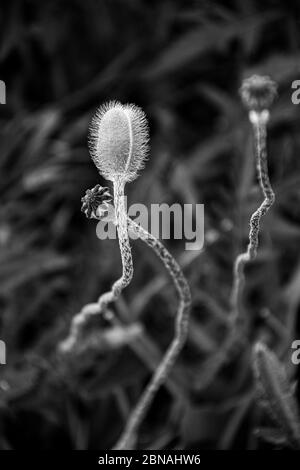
[81,185,112,220]
[240,75,277,113]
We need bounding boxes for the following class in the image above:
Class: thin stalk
[59,187,191,448]
[114,219,191,449]
[195,112,275,392]
[231,112,275,321]
[59,178,133,352]
[97,179,133,310]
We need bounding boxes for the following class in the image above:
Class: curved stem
[196,112,275,392]
[59,196,191,447]
[114,219,191,450]
[97,179,133,310]
[231,113,275,321]
[59,178,133,353]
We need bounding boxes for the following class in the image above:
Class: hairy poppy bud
[88,101,149,183]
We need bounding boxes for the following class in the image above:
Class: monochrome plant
[192,75,278,392]
[60,101,149,352]
[59,102,191,449]
[58,78,291,450]
[231,75,277,318]
[3,0,300,453]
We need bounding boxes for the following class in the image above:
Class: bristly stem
[60,189,192,447]
[114,218,191,450]
[194,78,278,392]
[59,178,133,353]
[97,178,133,310]
[231,110,275,321]
[194,110,276,393]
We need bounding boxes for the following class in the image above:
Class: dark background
[0,0,300,450]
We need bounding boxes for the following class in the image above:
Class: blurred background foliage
[0,0,300,450]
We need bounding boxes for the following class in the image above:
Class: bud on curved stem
[222,80,276,386]
[59,101,191,450]
[191,77,277,392]
[231,89,275,322]
[59,102,148,353]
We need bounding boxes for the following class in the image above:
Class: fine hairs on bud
[88,101,149,183]
[60,101,149,353]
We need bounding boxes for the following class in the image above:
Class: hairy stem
[59,196,191,447]
[59,178,133,353]
[97,179,133,310]
[114,219,191,450]
[231,112,275,321]
[194,112,275,392]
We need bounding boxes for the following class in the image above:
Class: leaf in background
[252,342,300,449]
[147,13,279,78]
[254,426,288,447]
[245,54,300,84]
[198,85,240,119]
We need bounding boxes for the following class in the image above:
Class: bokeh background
[0,0,300,450]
